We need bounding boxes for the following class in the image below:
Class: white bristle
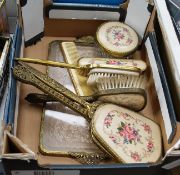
[96,75,146,91]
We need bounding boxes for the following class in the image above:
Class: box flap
[2,131,35,160]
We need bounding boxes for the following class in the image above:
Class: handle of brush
[25,93,96,104]
[25,93,56,103]
[13,63,96,120]
[15,57,81,69]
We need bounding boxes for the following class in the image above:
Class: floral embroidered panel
[92,104,162,163]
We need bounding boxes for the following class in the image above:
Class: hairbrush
[25,74,147,111]
[13,63,162,164]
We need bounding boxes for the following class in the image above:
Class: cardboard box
[1,0,180,174]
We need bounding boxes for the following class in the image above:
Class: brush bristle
[87,72,119,86]
[96,75,146,91]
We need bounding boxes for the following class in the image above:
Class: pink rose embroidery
[131,152,142,162]
[104,118,112,128]
[147,140,154,152]
[103,110,155,161]
[106,60,127,65]
[112,29,125,41]
[117,122,141,144]
[109,135,117,144]
[126,38,133,45]
[106,60,118,65]
[142,123,152,134]
[104,113,114,128]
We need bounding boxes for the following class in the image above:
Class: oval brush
[95,75,147,111]
[25,74,147,111]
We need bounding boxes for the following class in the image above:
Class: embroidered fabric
[92,104,162,163]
